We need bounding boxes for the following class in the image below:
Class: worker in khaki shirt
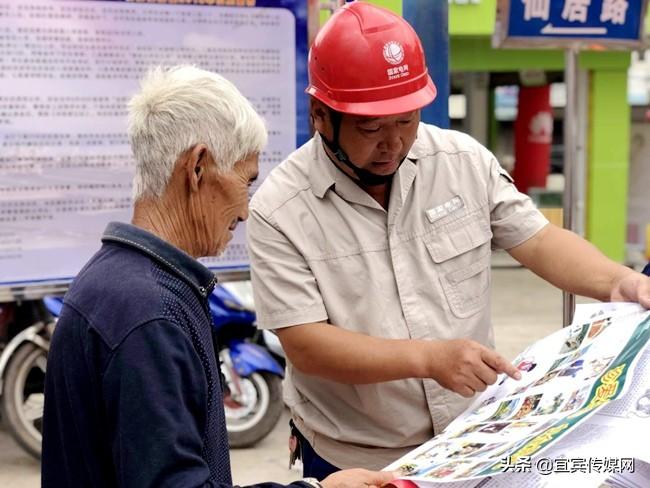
[247,1,650,478]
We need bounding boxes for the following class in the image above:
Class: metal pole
[574,68,588,239]
[563,48,578,326]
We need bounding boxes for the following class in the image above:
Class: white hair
[128,65,267,200]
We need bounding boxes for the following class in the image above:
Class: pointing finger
[482,349,521,380]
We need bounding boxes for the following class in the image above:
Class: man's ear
[186,144,209,193]
[310,98,330,135]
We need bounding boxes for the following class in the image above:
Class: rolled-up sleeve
[247,205,328,329]
[487,155,548,250]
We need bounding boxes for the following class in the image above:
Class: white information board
[0,0,296,287]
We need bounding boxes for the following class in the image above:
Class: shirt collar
[309,132,337,199]
[102,222,217,298]
[406,123,427,161]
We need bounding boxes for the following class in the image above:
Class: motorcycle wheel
[224,371,283,448]
[1,342,46,459]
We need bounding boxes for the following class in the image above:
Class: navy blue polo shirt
[42,222,307,488]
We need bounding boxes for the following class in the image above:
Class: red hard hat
[306,1,437,117]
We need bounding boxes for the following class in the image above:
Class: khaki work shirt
[247,123,548,470]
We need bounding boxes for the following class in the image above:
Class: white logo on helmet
[383,41,404,65]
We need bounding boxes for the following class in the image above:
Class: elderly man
[42,66,395,488]
[247,1,650,477]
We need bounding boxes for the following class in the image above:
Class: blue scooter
[38,282,283,451]
[208,282,284,447]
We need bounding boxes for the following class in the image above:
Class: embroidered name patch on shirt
[425,196,464,224]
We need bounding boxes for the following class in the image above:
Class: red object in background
[387,480,418,488]
[512,85,553,195]
[0,301,15,343]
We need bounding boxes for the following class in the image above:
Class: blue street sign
[494,0,648,48]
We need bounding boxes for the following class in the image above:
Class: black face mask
[319,109,404,187]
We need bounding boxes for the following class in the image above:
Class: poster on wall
[0,0,308,288]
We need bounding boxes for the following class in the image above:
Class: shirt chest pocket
[424,216,493,318]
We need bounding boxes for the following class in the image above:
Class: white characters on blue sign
[522,0,551,20]
[513,0,637,40]
[600,0,629,24]
[562,0,591,23]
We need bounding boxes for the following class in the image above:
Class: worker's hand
[426,339,521,398]
[321,469,399,488]
[611,271,650,309]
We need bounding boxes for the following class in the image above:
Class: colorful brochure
[385,303,650,485]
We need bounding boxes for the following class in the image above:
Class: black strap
[319,109,399,187]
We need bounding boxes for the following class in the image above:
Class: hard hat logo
[382,41,404,65]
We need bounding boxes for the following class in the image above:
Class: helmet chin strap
[319,110,402,187]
